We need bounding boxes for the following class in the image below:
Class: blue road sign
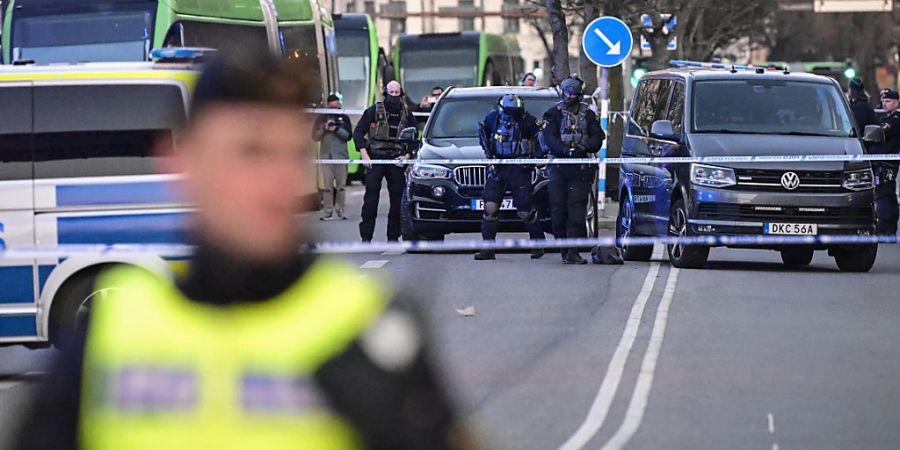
[582,16,633,68]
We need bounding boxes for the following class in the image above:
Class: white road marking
[773,444,779,450]
[600,267,680,450]
[768,413,775,434]
[359,260,389,269]
[558,246,663,450]
[0,381,24,390]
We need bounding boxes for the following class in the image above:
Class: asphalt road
[2,184,900,450]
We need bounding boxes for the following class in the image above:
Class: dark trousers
[481,165,544,241]
[360,164,406,241]
[549,166,591,253]
[876,177,899,236]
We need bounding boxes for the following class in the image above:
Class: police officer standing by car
[354,80,418,242]
[474,94,545,261]
[873,89,900,237]
[848,78,877,134]
[541,75,605,264]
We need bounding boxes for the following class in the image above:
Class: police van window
[0,86,33,181]
[633,79,665,134]
[667,82,685,135]
[32,84,186,179]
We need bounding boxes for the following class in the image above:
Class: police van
[0,60,199,347]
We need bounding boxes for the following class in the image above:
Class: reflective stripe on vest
[79,258,389,450]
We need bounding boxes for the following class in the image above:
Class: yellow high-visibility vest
[79,258,389,450]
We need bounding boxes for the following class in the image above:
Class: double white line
[559,247,681,450]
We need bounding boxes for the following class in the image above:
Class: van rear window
[32,84,185,179]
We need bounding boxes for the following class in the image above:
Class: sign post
[583,17,633,216]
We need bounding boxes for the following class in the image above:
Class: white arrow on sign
[593,28,621,55]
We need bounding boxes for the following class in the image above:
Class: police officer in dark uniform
[473,94,545,261]
[541,75,605,264]
[353,80,418,242]
[873,89,900,236]
[848,78,877,134]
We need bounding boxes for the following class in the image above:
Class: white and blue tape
[315,154,900,165]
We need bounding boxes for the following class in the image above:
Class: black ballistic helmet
[560,74,584,105]
[497,94,525,120]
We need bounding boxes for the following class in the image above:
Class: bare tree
[545,0,571,85]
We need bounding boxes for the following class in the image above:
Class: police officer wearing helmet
[14,52,471,450]
[872,89,900,236]
[354,80,418,242]
[473,94,545,260]
[541,75,606,264]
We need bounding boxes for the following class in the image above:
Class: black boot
[530,248,545,259]
[564,251,588,265]
[474,250,496,260]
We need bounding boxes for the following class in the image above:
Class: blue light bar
[150,47,217,61]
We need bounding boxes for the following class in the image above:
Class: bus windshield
[11,3,155,63]
[177,21,270,57]
[335,30,371,110]
[401,48,478,101]
[282,24,324,105]
[692,80,855,137]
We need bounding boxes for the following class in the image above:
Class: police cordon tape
[316,154,900,165]
[0,234,896,259]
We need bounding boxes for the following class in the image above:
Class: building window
[458,0,475,31]
[503,0,520,33]
[390,19,406,34]
[346,1,356,13]
[364,0,375,15]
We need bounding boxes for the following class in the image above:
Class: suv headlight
[410,163,452,180]
[842,168,874,191]
[690,164,736,188]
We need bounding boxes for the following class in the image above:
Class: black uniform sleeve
[314,297,472,450]
[583,109,606,153]
[522,112,542,141]
[852,102,877,133]
[353,106,377,151]
[11,330,87,450]
[541,107,570,158]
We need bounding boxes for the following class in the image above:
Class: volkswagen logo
[781,172,800,190]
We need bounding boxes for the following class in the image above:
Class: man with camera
[314,94,353,220]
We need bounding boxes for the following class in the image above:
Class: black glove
[570,144,589,158]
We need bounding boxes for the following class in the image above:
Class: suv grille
[697,203,872,224]
[734,169,844,192]
[454,166,486,187]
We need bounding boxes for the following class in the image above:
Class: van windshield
[692,80,855,137]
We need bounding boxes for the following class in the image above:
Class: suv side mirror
[650,119,677,141]
[398,126,418,143]
[863,124,885,143]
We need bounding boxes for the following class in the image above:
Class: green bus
[393,31,523,103]
[2,0,338,104]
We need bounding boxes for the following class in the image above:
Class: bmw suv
[619,66,877,271]
[402,86,599,241]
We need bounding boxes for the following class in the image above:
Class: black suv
[619,67,877,271]
[402,86,599,240]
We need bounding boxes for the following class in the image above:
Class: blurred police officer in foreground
[541,75,605,264]
[873,90,900,236]
[15,52,470,450]
[848,78,877,134]
[354,80,418,242]
[314,93,353,220]
[474,94,545,261]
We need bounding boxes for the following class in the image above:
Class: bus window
[11,3,155,63]
[282,25,324,104]
[401,47,478,101]
[32,84,185,179]
[0,87,32,182]
[335,30,371,110]
[175,21,269,57]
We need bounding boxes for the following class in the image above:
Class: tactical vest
[557,101,591,148]
[79,259,390,450]
[369,101,408,154]
[491,115,527,158]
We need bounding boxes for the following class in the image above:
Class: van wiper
[779,131,851,137]
[695,129,770,135]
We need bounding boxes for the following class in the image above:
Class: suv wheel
[780,247,814,266]
[586,188,599,238]
[667,199,709,269]
[616,195,652,261]
[401,195,444,251]
[833,244,877,272]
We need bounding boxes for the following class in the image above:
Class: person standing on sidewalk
[314,94,353,220]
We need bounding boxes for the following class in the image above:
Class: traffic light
[631,62,648,87]
[843,64,857,79]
